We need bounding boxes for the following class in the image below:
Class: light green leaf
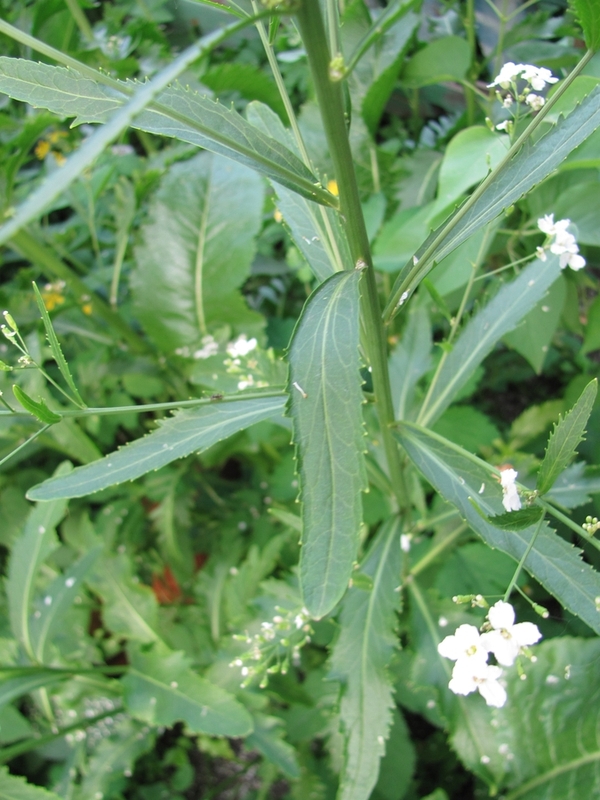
[396,421,600,634]
[388,301,432,420]
[371,708,415,800]
[32,282,85,407]
[570,0,600,50]
[401,36,471,87]
[384,85,600,319]
[246,713,300,778]
[484,507,545,531]
[6,464,70,660]
[123,643,253,736]
[202,62,287,121]
[0,671,70,709]
[546,462,600,509]
[537,378,598,495]
[29,546,102,662]
[12,386,61,425]
[329,517,403,800]
[437,127,509,207]
[419,255,562,426]
[87,554,161,644]
[288,270,366,618]
[132,152,264,351]
[27,395,286,501]
[246,101,351,281]
[0,766,63,800]
[0,57,334,216]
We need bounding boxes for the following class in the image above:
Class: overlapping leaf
[27,395,286,500]
[288,270,366,618]
[328,517,403,800]
[396,421,600,634]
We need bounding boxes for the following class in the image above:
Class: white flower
[481,601,542,666]
[400,534,411,553]
[495,120,510,132]
[226,335,257,358]
[525,93,545,111]
[550,229,586,270]
[437,624,488,663]
[500,468,521,512]
[502,95,514,108]
[449,659,507,707]
[488,62,522,89]
[520,64,558,91]
[193,335,219,360]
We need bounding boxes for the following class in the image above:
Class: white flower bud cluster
[537,214,586,271]
[583,516,600,536]
[438,601,542,707]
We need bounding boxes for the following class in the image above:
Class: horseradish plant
[0,0,599,798]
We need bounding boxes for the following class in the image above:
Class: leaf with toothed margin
[288,269,366,619]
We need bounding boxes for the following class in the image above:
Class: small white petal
[512,621,542,647]
[488,601,516,630]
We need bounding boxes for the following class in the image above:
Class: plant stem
[295,0,406,506]
[410,522,468,577]
[503,514,544,601]
[63,0,94,42]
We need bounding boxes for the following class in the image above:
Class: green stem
[383,48,596,322]
[63,0,94,42]
[9,229,150,354]
[409,522,468,577]
[0,423,51,471]
[503,514,544,602]
[464,0,477,126]
[296,0,406,506]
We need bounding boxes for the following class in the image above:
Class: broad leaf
[0,58,334,214]
[546,462,600,509]
[123,643,253,736]
[0,767,63,800]
[6,465,70,659]
[537,378,597,495]
[570,0,600,50]
[419,255,562,426]
[132,152,264,351]
[328,517,403,800]
[288,270,366,618]
[246,713,300,778]
[401,36,471,87]
[396,421,600,634]
[385,85,600,319]
[27,395,286,500]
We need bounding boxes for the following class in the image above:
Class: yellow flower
[34,140,51,160]
[82,303,93,315]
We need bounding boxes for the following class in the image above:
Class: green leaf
[202,62,287,121]
[388,301,432,420]
[0,671,70,709]
[401,36,471,87]
[396,421,600,634]
[452,638,600,798]
[12,385,61,424]
[132,152,264,351]
[328,517,403,800]
[246,101,350,281]
[0,766,63,800]
[6,464,70,660]
[546,463,600,509]
[29,546,102,662]
[27,395,286,500]
[371,708,415,800]
[570,0,600,50]
[288,270,366,618]
[436,127,509,207]
[384,85,600,319]
[484,507,545,531]
[122,643,253,736]
[537,378,598,495]
[0,58,334,215]
[246,713,300,778]
[419,255,562,426]
[86,555,161,644]
[32,282,85,407]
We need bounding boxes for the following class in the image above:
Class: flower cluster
[489,63,558,132]
[438,601,542,707]
[500,467,521,512]
[537,214,586,270]
[583,516,600,536]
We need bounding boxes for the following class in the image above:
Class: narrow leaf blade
[328,517,404,800]
[26,395,286,501]
[396,421,600,633]
[13,385,61,424]
[288,270,366,618]
[537,378,598,495]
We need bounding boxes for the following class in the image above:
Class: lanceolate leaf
[6,464,70,660]
[418,255,562,426]
[132,152,264,351]
[12,385,61,424]
[123,643,253,736]
[396,421,600,634]
[328,517,403,800]
[0,58,334,212]
[537,378,598,495]
[570,0,600,51]
[0,766,63,800]
[384,85,600,319]
[27,395,286,501]
[288,270,366,618]
[0,671,70,708]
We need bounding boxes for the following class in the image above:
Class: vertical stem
[503,515,544,602]
[464,0,477,126]
[295,0,406,506]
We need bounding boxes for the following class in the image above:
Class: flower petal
[488,601,515,630]
[512,621,542,647]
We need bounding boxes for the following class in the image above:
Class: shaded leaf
[288,271,366,618]
[570,0,600,50]
[0,672,70,709]
[132,152,264,351]
[396,421,600,634]
[123,643,253,736]
[246,713,300,778]
[202,62,287,121]
[485,507,545,531]
[401,37,471,87]
[537,378,598,495]
[27,395,286,501]
[388,300,431,420]
[12,385,61,424]
[546,462,600,509]
[0,766,63,800]
[329,517,403,800]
